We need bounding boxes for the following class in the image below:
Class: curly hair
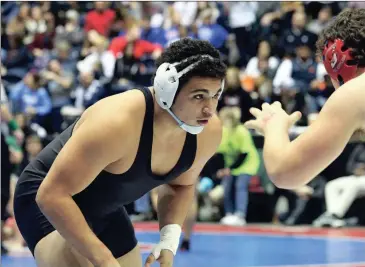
[154,38,227,92]
[316,8,365,67]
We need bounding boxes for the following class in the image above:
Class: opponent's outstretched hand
[244,102,302,135]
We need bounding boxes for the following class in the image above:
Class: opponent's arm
[262,79,364,189]
[36,108,136,266]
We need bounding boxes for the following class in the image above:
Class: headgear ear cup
[154,62,180,109]
[322,39,358,85]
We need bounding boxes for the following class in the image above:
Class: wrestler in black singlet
[14,87,197,257]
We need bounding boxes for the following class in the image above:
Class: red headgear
[322,39,358,85]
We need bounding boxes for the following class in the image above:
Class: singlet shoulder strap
[133,87,155,163]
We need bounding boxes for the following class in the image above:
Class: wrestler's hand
[145,249,174,267]
[244,102,302,135]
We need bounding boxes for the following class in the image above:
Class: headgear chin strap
[166,109,204,135]
[322,39,358,86]
[153,54,224,135]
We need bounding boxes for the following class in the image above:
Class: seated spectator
[196,8,228,53]
[51,40,78,73]
[196,151,226,222]
[40,59,73,133]
[140,14,167,47]
[84,2,116,37]
[54,9,85,50]
[109,25,162,60]
[61,71,106,123]
[109,25,162,91]
[217,107,260,226]
[24,5,47,45]
[258,2,303,44]
[163,5,194,46]
[306,73,335,113]
[0,85,24,148]
[218,66,254,123]
[273,44,327,119]
[306,5,333,35]
[9,71,52,127]
[1,33,33,86]
[313,148,365,228]
[242,40,280,102]
[2,131,46,253]
[282,176,326,225]
[77,30,114,83]
[277,11,317,57]
[27,11,56,51]
[5,3,29,38]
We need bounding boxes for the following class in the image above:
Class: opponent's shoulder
[333,73,365,124]
[354,72,365,114]
[197,113,223,157]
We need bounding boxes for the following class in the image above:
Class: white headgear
[153,55,224,135]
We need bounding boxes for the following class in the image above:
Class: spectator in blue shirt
[197,8,228,52]
[9,71,52,125]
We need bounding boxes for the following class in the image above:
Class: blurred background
[1,1,365,254]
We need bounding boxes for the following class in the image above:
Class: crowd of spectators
[2,1,365,253]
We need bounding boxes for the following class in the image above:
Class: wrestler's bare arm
[157,115,222,229]
[264,76,365,189]
[36,92,146,266]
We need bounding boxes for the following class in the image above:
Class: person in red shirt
[108,25,163,60]
[84,2,115,37]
